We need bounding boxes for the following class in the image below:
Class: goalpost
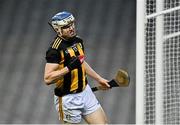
[136,0,180,124]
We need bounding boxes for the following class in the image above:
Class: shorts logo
[65,114,71,120]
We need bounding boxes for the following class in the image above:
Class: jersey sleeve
[45,48,61,63]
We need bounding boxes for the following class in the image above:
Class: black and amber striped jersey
[45,36,87,94]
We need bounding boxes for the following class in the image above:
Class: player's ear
[55,28,62,36]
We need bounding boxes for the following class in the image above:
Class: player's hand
[98,77,111,90]
[67,55,85,71]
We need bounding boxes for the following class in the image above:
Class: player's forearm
[44,67,69,85]
[84,61,102,82]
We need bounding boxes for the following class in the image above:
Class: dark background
[0,0,136,124]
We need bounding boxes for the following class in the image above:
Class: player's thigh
[83,107,108,124]
[54,95,83,124]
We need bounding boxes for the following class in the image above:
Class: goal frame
[136,0,180,124]
[136,0,145,124]
[136,0,164,124]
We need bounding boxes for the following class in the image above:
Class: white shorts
[54,84,101,123]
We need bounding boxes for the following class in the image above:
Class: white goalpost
[155,0,164,123]
[136,0,180,124]
[136,0,145,123]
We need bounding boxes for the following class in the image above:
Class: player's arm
[44,48,84,85]
[83,61,110,88]
[44,48,70,85]
[44,63,69,85]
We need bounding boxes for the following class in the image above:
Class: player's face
[60,22,76,39]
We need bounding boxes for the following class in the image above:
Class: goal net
[136,0,180,124]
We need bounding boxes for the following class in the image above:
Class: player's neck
[58,35,76,41]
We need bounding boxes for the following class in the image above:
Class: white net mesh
[163,1,180,124]
[145,0,180,124]
[163,37,180,124]
[145,0,156,124]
